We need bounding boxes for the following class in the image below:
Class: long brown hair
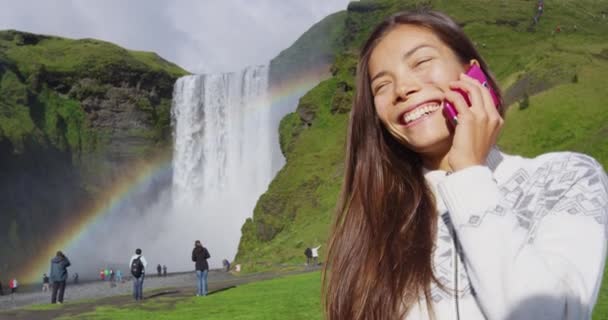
[323,10,503,319]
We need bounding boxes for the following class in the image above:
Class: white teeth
[403,103,440,124]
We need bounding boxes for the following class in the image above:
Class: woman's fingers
[444,89,471,123]
[456,74,486,115]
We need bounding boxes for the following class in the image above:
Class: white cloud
[0,0,352,73]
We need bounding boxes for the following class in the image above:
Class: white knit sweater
[407,147,608,319]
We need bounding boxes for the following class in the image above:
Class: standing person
[116,270,123,283]
[9,278,17,294]
[304,248,312,266]
[191,240,211,296]
[73,273,79,284]
[311,245,321,265]
[222,259,231,272]
[0,279,4,296]
[50,251,71,304]
[9,278,17,301]
[99,269,104,281]
[129,248,147,301]
[42,273,50,292]
[323,10,608,320]
[109,269,116,288]
[163,265,167,277]
[157,264,162,277]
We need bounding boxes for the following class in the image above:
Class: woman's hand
[444,73,503,172]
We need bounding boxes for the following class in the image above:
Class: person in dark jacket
[42,274,50,292]
[191,240,210,296]
[157,264,162,277]
[49,251,71,304]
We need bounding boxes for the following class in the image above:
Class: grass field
[13,268,608,319]
[49,272,324,320]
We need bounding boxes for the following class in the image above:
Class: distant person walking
[50,251,71,304]
[157,264,162,277]
[42,273,50,292]
[192,240,211,296]
[222,259,231,272]
[311,245,321,265]
[129,248,147,301]
[163,265,167,277]
[304,248,313,266]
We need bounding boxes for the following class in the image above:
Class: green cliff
[235,0,608,276]
[0,30,188,278]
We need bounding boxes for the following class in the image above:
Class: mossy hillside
[236,0,608,274]
[0,30,188,282]
[0,30,187,154]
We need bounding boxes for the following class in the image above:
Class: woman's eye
[374,82,389,94]
[415,58,432,67]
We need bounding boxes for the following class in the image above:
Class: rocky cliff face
[0,30,188,279]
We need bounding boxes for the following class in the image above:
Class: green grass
[58,272,323,320]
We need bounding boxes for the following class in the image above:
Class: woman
[323,10,608,320]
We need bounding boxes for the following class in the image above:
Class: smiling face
[369,24,470,157]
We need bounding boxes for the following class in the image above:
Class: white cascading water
[170,65,274,267]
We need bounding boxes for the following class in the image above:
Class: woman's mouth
[399,102,442,127]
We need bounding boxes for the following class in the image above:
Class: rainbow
[21,65,330,284]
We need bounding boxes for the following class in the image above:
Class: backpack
[131,256,144,278]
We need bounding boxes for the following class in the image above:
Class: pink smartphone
[443,64,500,124]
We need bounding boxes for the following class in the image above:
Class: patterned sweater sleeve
[437,153,608,320]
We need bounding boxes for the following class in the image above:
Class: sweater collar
[422,146,504,177]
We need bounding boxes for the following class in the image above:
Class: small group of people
[156,264,168,277]
[304,245,321,266]
[98,268,123,287]
[0,278,19,297]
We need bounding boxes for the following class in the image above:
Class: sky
[0,0,353,74]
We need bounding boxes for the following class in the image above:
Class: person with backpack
[50,251,71,304]
[304,248,313,266]
[128,248,147,301]
[192,240,211,296]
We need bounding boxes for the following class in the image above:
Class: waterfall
[170,65,274,265]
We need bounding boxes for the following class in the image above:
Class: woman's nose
[394,82,420,104]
